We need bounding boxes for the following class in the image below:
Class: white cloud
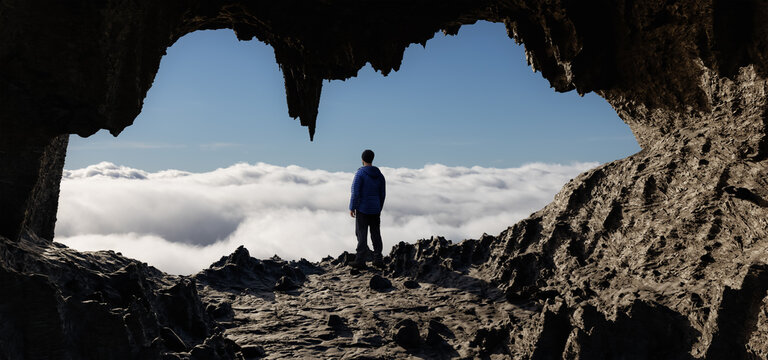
[56,161,598,275]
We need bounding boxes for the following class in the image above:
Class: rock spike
[280,63,322,141]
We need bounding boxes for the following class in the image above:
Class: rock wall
[2,0,767,241]
[0,234,235,359]
[0,134,68,241]
[479,104,768,357]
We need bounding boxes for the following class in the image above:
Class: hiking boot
[350,260,367,270]
[372,259,384,268]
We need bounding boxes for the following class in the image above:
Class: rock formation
[2,0,768,358]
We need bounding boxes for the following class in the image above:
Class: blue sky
[65,21,640,172]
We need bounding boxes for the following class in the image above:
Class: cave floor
[199,264,528,359]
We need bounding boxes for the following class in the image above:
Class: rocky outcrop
[475,76,768,357]
[3,226,768,358]
[0,236,319,359]
[195,245,321,293]
[0,234,236,359]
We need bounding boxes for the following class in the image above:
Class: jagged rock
[0,234,218,359]
[385,235,496,283]
[195,246,315,293]
[369,275,392,291]
[225,245,254,268]
[160,327,187,352]
[470,324,509,355]
[240,345,266,358]
[0,266,67,358]
[403,280,420,289]
[392,319,421,349]
[188,334,243,360]
[273,276,298,292]
[206,301,234,320]
[294,258,324,276]
[559,301,698,359]
[707,264,768,359]
[425,319,454,346]
[425,328,444,346]
[331,251,353,266]
[157,278,210,342]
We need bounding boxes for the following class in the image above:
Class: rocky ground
[198,245,518,359]
[0,231,527,359]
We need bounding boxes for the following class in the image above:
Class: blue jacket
[349,165,386,214]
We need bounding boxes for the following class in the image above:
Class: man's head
[361,149,375,164]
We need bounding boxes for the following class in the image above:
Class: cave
[2,1,768,358]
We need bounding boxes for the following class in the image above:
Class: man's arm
[349,170,362,214]
[379,175,386,211]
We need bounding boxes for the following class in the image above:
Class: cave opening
[56,21,640,275]
[4,3,768,357]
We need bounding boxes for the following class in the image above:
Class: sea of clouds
[55,161,598,275]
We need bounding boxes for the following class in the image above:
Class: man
[349,149,386,268]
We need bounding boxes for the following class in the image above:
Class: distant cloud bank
[56,161,598,275]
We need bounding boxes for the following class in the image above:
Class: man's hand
[350,210,356,218]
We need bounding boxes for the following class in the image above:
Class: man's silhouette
[349,149,386,268]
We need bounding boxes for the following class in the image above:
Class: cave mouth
[55,21,640,275]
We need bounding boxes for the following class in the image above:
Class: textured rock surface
[2,0,768,359]
[196,243,517,359]
[3,0,768,241]
[4,229,768,358]
[476,67,768,357]
[0,234,233,359]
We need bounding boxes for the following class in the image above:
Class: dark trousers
[355,212,383,262]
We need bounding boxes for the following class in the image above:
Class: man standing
[349,149,386,268]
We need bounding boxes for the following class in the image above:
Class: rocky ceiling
[2,0,767,240]
[0,0,766,238]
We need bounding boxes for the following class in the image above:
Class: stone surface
[369,275,393,292]
[392,319,421,349]
[4,230,768,358]
[403,280,421,289]
[425,319,452,346]
[273,276,298,292]
[0,233,220,359]
[240,345,266,359]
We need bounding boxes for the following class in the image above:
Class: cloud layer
[56,161,597,275]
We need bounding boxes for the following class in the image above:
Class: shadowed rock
[403,280,420,289]
[369,275,393,291]
[426,319,454,345]
[392,319,421,349]
[273,276,298,292]
[240,345,266,359]
[194,245,318,293]
[327,314,345,329]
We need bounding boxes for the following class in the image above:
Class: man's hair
[362,149,375,163]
